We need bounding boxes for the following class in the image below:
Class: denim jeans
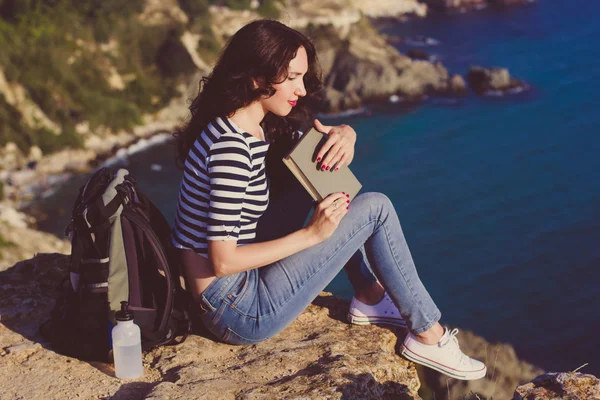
[198,191,442,345]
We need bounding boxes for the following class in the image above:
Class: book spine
[282,157,322,202]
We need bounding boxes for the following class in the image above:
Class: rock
[351,0,428,18]
[0,143,26,171]
[406,49,431,60]
[0,203,32,229]
[513,372,600,399]
[0,67,61,135]
[27,146,43,163]
[0,225,70,272]
[396,61,450,98]
[449,74,468,95]
[138,0,188,26]
[156,31,198,78]
[467,66,528,95]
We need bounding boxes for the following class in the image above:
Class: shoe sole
[347,312,408,328]
[401,345,487,381]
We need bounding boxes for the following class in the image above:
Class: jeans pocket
[222,327,268,346]
[228,271,250,306]
[210,300,228,326]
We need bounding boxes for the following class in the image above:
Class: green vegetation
[0,0,286,156]
[0,0,185,153]
[257,0,280,19]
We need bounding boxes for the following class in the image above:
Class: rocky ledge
[1,239,596,399]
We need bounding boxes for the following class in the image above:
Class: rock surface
[513,372,600,399]
[467,66,529,95]
[311,21,463,113]
[0,233,596,399]
[0,253,421,400]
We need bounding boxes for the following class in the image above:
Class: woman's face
[260,46,308,117]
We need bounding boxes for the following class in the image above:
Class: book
[282,127,362,202]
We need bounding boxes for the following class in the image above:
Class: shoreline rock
[467,66,530,96]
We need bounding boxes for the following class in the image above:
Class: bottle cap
[115,301,134,321]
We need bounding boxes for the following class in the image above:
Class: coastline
[1,2,586,397]
[0,0,532,212]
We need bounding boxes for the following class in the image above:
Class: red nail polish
[346,200,350,203]
[346,194,350,197]
[326,166,330,170]
[346,207,349,210]
[335,167,339,171]
[317,157,321,162]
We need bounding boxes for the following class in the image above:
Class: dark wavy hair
[173,19,323,168]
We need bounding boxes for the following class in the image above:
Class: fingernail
[335,167,339,171]
[346,200,350,203]
[346,194,350,197]
[321,165,325,170]
[346,207,349,210]
[317,157,321,162]
[326,166,330,170]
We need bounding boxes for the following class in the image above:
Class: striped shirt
[171,117,270,257]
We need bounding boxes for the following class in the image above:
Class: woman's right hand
[305,192,349,243]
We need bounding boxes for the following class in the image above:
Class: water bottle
[112,301,143,379]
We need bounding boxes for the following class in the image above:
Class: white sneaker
[347,291,407,328]
[401,327,487,380]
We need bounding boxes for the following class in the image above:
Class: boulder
[449,74,468,95]
[513,372,600,399]
[467,66,528,95]
[406,49,431,61]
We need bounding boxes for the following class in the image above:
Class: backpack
[41,167,191,361]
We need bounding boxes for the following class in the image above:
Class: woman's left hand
[314,119,357,171]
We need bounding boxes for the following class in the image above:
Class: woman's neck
[230,102,267,141]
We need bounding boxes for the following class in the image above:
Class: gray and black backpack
[41,167,191,361]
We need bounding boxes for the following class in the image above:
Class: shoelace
[439,328,468,366]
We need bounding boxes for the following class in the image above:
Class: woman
[171,19,486,381]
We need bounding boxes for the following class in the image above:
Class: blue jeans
[199,192,442,344]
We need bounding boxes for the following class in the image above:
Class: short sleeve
[206,134,252,240]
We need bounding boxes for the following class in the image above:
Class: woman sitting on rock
[171,19,486,381]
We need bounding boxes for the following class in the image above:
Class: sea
[29,0,600,376]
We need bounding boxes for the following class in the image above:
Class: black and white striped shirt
[171,117,270,257]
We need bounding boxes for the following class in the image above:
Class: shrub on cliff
[0,0,183,153]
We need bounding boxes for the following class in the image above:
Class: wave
[103,133,172,167]
[315,107,369,119]
[404,36,440,47]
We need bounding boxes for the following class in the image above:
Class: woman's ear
[253,77,266,90]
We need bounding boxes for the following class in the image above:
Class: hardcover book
[282,128,362,202]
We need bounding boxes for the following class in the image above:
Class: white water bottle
[112,301,143,379]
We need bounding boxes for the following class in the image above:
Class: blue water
[31,0,600,375]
